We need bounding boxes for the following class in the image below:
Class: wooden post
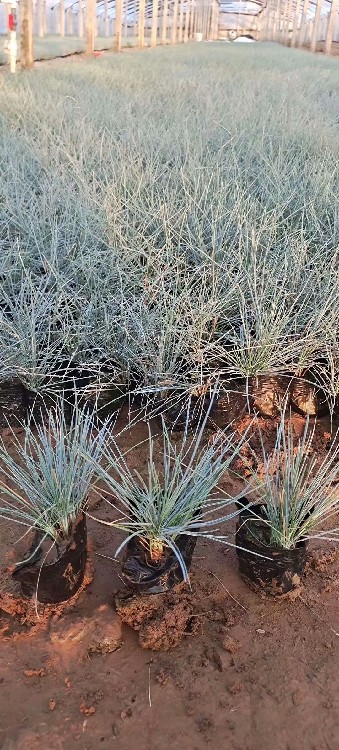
[178,0,184,41]
[124,0,128,39]
[291,0,302,44]
[138,0,145,45]
[191,0,196,35]
[133,0,137,36]
[151,0,158,44]
[265,5,273,39]
[85,0,95,53]
[297,0,309,45]
[310,0,323,52]
[214,0,220,40]
[210,0,215,38]
[116,0,123,48]
[161,0,168,41]
[325,0,339,54]
[184,0,190,40]
[194,0,199,34]
[171,0,178,41]
[20,0,34,68]
[59,0,65,36]
[201,0,206,36]
[69,7,74,33]
[271,1,278,39]
[207,1,213,38]
[78,0,84,36]
[284,0,293,43]
[37,0,43,36]
[206,0,211,36]
[104,0,109,35]
[42,0,47,34]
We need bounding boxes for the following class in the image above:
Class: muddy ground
[1,407,339,750]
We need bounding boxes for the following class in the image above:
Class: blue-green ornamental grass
[88,406,252,579]
[0,43,338,591]
[248,406,339,550]
[0,43,338,410]
[0,403,111,542]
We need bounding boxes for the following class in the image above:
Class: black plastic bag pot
[290,376,328,417]
[0,377,26,429]
[121,535,198,594]
[235,505,308,595]
[162,392,218,431]
[13,513,87,603]
[80,376,126,419]
[25,389,75,426]
[25,390,58,425]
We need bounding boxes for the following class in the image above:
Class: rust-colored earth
[1,406,339,750]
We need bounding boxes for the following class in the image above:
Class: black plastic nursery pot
[12,513,87,604]
[25,389,60,425]
[80,375,126,419]
[0,377,26,429]
[161,392,218,431]
[235,505,308,596]
[121,535,198,595]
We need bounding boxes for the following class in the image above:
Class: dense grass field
[0,42,338,410]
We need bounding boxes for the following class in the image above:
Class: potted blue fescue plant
[0,403,110,603]
[88,404,252,595]
[235,408,339,595]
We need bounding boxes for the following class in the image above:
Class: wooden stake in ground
[138,0,145,46]
[171,0,179,41]
[59,0,65,36]
[184,0,190,41]
[297,0,310,47]
[104,0,109,36]
[20,0,34,69]
[291,0,302,45]
[85,0,96,54]
[310,0,323,52]
[178,0,184,41]
[161,0,168,42]
[151,0,159,45]
[78,0,84,37]
[37,0,43,37]
[325,0,339,54]
[115,0,123,49]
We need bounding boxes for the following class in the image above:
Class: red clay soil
[1,408,339,750]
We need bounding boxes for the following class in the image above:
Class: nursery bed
[1,408,339,750]
[1,41,339,750]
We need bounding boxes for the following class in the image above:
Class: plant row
[1,400,339,604]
